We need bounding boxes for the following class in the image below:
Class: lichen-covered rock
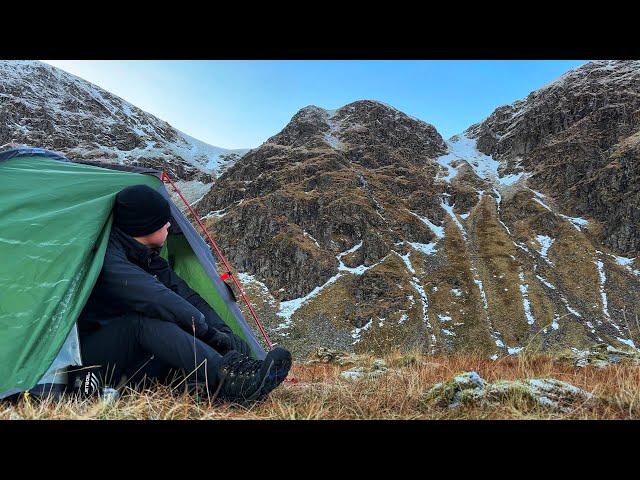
[422,372,593,412]
[485,378,593,412]
[306,346,363,366]
[372,358,387,370]
[340,357,389,381]
[422,372,486,408]
[556,343,640,368]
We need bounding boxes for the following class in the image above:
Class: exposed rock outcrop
[556,343,640,368]
[467,60,640,255]
[422,371,594,412]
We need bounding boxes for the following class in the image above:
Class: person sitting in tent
[76,184,291,404]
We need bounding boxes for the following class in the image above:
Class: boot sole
[259,356,292,398]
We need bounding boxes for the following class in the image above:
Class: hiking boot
[214,347,292,405]
[259,347,293,396]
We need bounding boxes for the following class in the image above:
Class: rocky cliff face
[466,60,640,255]
[0,60,247,183]
[197,100,447,299]
[198,64,640,359]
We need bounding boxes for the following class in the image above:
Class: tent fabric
[0,147,70,163]
[0,149,266,399]
[38,323,81,384]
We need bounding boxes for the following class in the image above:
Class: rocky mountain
[467,60,640,255]
[0,60,247,185]
[197,62,640,359]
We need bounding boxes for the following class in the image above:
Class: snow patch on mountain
[536,274,556,290]
[409,242,438,256]
[174,131,249,174]
[530,190,590,231]
[407,210,445,240]
[436,134,527,186]
[440,197,467,239]
[535,235,555,265]
[276,242,391,322]
[323,109,345,150]
[351,319,372,344]
[518,270,535,325]
[611,254,640,276]
[170,179,214,207]
[594,255,611,322]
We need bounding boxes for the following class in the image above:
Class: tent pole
[160,171,274,350]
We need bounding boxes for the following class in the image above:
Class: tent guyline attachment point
[160,171,274,351]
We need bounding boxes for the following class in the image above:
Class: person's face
[145,221,171,248]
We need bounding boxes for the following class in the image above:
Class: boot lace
[221,354,262,381]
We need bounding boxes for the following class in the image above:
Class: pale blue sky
[44,60,587,149]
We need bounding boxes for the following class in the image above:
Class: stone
[422,372,487,408]
[340,358,389,381]
[485,378,593,412]
[306,346,363,366]
[422,371,593,412]
[372,358,387,370]
[100,387,120,405]
[556,343,640,368]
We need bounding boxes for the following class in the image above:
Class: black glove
[229,332,252,357]
[206,330,235,354]
[206,329,252,356]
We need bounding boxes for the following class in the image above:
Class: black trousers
[79,313,225,390]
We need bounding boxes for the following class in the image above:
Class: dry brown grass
[3,351,640,420]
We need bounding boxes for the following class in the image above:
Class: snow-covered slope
[0,60,248,180]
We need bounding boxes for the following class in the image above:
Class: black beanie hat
[113,184,171,237]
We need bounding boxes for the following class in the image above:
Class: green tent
[0,147,266,399]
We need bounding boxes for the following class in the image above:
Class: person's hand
[207,330,235,354]
[206,329,252,356]
[229,333,252,357]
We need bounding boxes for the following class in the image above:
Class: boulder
[306,346,364,366]
[340,358,388,381]
[422,371,593,412]
[556,343,640,368]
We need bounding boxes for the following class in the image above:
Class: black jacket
[78,226,232,342]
